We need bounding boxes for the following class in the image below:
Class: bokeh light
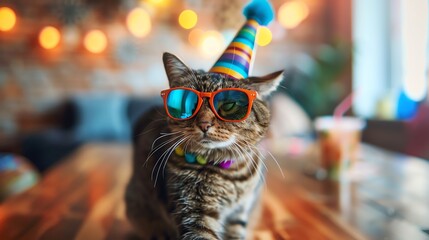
[256,26,272,46]
[199,30,224,57]
[84,30,107,54]
[278,1,309,29]
[270,21,287,41]
[178,9,198,29]
[188,28,204,47]
[145,0,170,8]
[0,7,16,32]
[127,8,151,38]
[39,26,61,49]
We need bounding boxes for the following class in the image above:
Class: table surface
[1,140,429,240]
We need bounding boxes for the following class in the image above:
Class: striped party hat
[209,0,274,80]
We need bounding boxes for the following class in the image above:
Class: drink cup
[314,116,366,181]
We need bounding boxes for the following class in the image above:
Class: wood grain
[0,142,428,239]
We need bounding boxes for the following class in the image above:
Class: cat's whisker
[238,139,269,173]
[144,134,184,168]
[232,143,264,183]
[138,118,169,136]
[232,143,247,163]
[241,145,265,184]
[247,145,269,172]
[160,136,190,179]
[152,143,175,185]
[248,146,270,186]
[266,150,285,179]
[277,85,288,91]
[228,147,240,171]
[246,153,266,186]
[152,131,184,147]
[236,141,266,181]
[153,136,182,175]
[238,148,256,180]
[139,127,161,136]
[231,144,251,174]
[146,136,182,161]
[154,136,189,187]
[150,132,184,154]
[183,137,193,153]
[160,131,183,136]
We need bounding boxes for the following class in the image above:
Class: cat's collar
[174,147,233,169]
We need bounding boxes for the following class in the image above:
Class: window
[352,0,428,118]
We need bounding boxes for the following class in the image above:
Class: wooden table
[0,141,428,240]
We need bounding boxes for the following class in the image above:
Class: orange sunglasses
[160,87,258,122]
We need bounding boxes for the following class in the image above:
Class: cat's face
[162,52,282,157]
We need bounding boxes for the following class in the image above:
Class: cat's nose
[198,121,213,132]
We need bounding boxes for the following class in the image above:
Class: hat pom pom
[243,0,274,26]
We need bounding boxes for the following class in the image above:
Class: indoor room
[0,0,428,239]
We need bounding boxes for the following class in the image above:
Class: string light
[256,26,272,46]
[188,28,204,47]
[84,30,107,53]
[145,0,170,8]
[0,7,16,32]
[179,9,197,30]
[127,8,151,38]
[278,1,309,29]
[39,26,61,49]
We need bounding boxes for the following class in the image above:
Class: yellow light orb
[145,0,170,8]
[39,26,61,49]
[256,27,272,46]
[188,28,204,46]
[84,30,107,54]
[127,8,151,38]
[178,9,198,30]
[278,1,310,29]
[0,7,16,32]
[200,31,224,57]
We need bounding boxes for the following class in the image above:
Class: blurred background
[0,0,428,178]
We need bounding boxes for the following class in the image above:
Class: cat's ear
[247,70,284,98]
[163,52,192,87]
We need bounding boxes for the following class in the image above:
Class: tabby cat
[125,52,283,240]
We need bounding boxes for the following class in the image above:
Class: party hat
[209,0,274,79]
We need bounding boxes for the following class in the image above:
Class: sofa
[21,94,163,172]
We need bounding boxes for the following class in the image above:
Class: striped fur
[125,53,282,239]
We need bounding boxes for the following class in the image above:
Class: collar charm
[175,147,233,169]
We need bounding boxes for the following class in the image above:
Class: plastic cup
[314,116,366,181]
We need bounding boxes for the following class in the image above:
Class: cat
[125,52,283,240]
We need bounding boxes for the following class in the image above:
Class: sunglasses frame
[160,87,258,122]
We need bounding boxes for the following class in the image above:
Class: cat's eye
[160,87,257,122]
[220,102,236,112]
[213,90,249,120]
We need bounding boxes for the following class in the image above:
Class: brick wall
[0,0,341,135]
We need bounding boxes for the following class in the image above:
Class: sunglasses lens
[166,89,198,119]
[213,90,249,120]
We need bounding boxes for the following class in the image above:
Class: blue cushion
[72,93,130,141]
